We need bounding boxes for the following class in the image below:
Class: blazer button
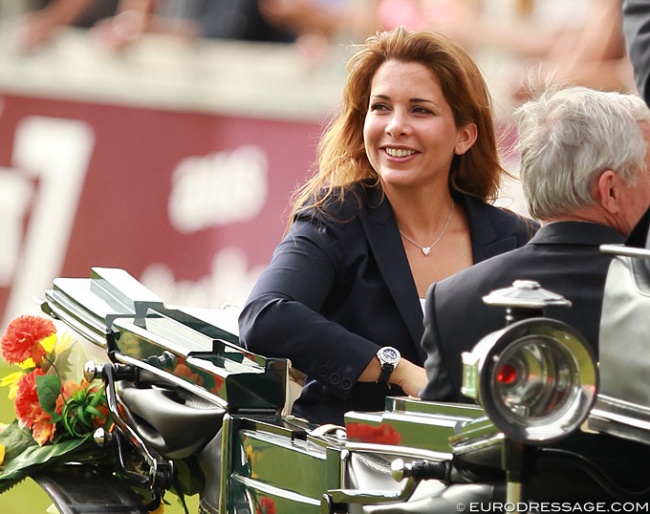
[341,378,353,390]
[330,374,341,385]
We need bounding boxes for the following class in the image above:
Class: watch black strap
[377,362,394,384]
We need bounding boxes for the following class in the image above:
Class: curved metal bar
[100,363,174,499]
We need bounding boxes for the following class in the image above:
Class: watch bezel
[377,346,400,366]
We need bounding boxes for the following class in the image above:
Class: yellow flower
[0,370,26,400]
[0,443,5,465]
[40,333,58,355]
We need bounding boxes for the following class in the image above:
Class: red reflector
[497,363,517,384]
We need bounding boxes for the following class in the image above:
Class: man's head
[515,86,650,234]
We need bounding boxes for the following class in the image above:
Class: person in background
[623,0,650,105]
[420,85,650,403]
[258,0,354,65]
[362,0,633,101]
[509,0,633,101]
[91,0,296,50]
[238,27,537,426]
[14,0,296,53]
[13,0,119,52]
[260,0,634,104]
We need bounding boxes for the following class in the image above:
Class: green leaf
[51,344,77,379]
[0,430,101,494]
[0,421,37,462]
[36,375,61,415]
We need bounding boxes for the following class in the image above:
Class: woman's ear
[455,123,478,155]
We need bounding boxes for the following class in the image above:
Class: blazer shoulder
[295,181,380,224]
[468,197,539,242]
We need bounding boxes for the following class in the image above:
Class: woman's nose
[385,110,410,136]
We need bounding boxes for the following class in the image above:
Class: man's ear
[595,169,622,214]
[454,123,478,155]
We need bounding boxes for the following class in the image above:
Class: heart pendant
[422,247,431,256]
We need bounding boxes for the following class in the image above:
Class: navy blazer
[238,183,537,425]
[420,222,626,403]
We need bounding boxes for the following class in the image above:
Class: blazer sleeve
[237,212,378,397]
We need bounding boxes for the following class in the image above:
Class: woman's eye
[412,106,433,114]
[370,103,389,112]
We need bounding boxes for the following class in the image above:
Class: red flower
[1,315,56,365]
[14,368,57,444]
[346,422,401,445]
[256,496,276,514]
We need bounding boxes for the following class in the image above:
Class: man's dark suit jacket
[238,183,537,425]
[419,222,625,403]
[623,0,650,104]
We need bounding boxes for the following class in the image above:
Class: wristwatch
[376,346,401,384]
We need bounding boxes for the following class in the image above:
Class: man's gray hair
[514,86,650,220]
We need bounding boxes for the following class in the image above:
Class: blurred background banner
[0,0,632,328]
[0,26,345,326]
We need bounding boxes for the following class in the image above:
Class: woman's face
[363,60,476,191]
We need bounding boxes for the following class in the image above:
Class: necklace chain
[399,202,455,256]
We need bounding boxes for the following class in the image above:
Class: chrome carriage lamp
[461,280,598,445]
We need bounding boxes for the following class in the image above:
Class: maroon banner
[0,93,326,325]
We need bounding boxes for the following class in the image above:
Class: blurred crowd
[1,0,637,104]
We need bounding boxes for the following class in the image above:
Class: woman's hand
[390,358,427,398]
[359,354,427,397]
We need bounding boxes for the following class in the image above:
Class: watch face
[379,347,400,364]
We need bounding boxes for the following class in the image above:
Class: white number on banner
[2,116,94,326]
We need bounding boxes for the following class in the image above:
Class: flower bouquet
[0,314,111,494]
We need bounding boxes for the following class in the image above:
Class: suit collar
[530,221,625,245]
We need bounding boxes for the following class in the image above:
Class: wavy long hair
[289,27,506,225]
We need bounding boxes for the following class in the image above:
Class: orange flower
[1,315,56,366]
[14,369,57,445]
[31,409,57,445]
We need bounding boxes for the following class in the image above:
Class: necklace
[399,202,455,256]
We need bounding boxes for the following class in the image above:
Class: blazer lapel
[464,196,512,262]
[358,188,427,361]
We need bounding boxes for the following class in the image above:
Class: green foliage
[35,375,61,416]
[0,420,97,494]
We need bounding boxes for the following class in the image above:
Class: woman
[238,27,537,426]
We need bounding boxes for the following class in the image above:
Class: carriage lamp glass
[461,318,598,444]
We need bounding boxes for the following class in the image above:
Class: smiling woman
[238,27,538,427]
